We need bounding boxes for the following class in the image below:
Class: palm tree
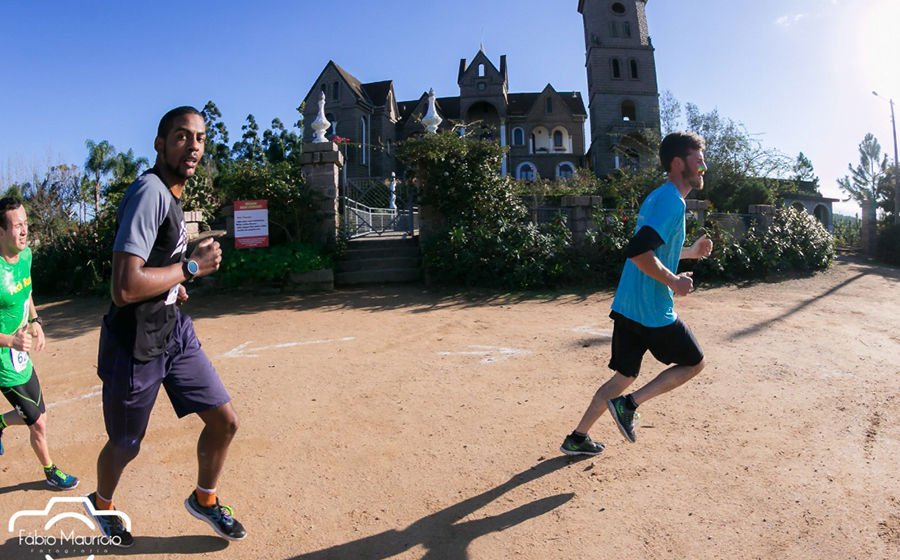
[112,149,149,185]
[84,139,117,218]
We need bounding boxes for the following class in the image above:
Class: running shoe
[45,465,79,490]
[560,433,605,456]
[608,396,640,443]
[185,492,247,541]
[83,492,134,548]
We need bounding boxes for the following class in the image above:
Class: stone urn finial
[422,88,442,134]
[310,91,331,143]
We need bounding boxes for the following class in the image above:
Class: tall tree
[111,149,149,184]
[793,152,819,190]
[84,139,117,218]
[232,114,263,163]
[838,133,887,209]
[659,90,682,136]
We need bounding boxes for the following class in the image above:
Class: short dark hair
[0,197,22,230]
[659,131,706,172]
[157,106,203,139]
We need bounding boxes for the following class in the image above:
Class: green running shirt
[0,247,33,387]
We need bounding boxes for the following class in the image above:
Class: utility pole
[873,91,900,225]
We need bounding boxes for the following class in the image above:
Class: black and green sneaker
[83,493,134,548]
[608,396,639,443]
[560,433,605,456]
[185,492,247,541]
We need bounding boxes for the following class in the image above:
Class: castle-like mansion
[301,1,660,181]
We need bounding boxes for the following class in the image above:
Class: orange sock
[94,492,114,511]
[195,486,216,508]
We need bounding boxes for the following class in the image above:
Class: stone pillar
[300,142,344,245]
[748,204,775,231]
[560,195,603,241]
[861,198,878,254]
[685,199,709,230]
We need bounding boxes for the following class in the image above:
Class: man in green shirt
[0,197,78,489]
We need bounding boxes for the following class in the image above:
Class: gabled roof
[397,95,461,126]
[362,80,393,107]
[507,91,587,117]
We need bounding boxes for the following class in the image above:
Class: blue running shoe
[45,464,79,490]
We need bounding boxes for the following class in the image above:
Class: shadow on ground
[285,455,585,560]
[37,284,607,344]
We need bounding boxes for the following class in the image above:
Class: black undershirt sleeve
[624,226,665,258]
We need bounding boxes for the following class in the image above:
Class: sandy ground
[0,255,898,560]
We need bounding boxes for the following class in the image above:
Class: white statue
[310,91,331,143]
[422,88,442,134]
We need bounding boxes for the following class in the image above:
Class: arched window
[320,83,327,96]
[546,98,553,113]
[621,100,636,121]
[609,21,618,37]
[333,81,341,100]
[512,127,525,146]
[557,162,575,179]
[360,117,367,164]
[612,59,621,79]
[326,113,336,137]
[478,64,485,77]
[517,162,536,181]
[553,130,564,148]
[623,21,631,37]
[630,60,639,79]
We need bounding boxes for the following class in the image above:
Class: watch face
[188,260,199,275]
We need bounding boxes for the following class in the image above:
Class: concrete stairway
[335,234,421,286]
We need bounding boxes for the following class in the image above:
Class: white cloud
[776,13,806,26]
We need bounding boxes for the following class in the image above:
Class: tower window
[612,59,621,79]
[333,81,341,101]
[478,64,485,77]
[546,98,553,113]
[609,21,618,37]
[624,22,631,37]
[621,100,636,121]
[630,60,639,79]
[611,2,626,15]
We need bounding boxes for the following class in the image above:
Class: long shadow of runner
[288,455,587,560]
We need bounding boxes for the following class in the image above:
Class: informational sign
[234,200,269,249]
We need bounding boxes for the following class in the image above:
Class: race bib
[10,347,29,373]
[165,285,179,305]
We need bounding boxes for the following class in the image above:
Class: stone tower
[579,0,660,177]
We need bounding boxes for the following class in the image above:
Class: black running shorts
[1,369,45,426]
[608,311,704,378]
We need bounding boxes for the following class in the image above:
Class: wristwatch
[29,316,42,325]
[183,259,200,282]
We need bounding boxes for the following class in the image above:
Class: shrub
[215,242,333,287]
[32,219,115,295]
[876,224,900,265]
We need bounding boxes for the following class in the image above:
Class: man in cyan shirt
[561,132,713,456]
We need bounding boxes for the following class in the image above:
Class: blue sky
[2,0,898,216]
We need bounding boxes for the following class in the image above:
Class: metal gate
[341,175,417,239]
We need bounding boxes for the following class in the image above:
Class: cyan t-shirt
[611,182,686,327]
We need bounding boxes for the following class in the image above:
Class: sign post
[234,200,269,249]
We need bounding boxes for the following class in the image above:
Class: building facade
[301,0,660,181]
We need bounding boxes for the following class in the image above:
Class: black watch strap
[29,316,42,325]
